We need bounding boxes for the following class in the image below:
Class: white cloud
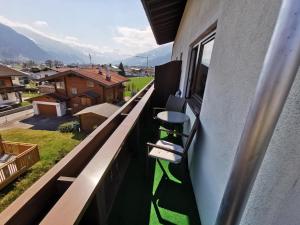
[0,15,112,53]
[65,36,79,42]
[0,16,159,58]
[33,20,48,27]
[113,26,158,55]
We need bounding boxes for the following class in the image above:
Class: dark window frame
[185,31,216,112]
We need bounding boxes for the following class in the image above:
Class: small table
[157,111,189,124]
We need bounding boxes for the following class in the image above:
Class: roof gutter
[214,0,300,224]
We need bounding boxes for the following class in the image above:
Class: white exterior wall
[0,92,19,105]
[32,101,66,117]
[173,0,300,225]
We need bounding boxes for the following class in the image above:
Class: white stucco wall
[0,92,19,105]
[173,0,300,225]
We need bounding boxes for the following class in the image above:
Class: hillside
[0,23,49,61]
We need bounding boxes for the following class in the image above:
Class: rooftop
[0,64,28,77]
[141,0,187,44]
[74,102,120,117]
[42,68,129,87]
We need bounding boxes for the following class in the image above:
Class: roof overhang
[141,0,187,45]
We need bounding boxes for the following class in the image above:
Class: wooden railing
[0,81,154,225]
[0,141,39,190]
[0,85,25,93]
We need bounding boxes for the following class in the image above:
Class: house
[28,67,128,116]
[142,0,300,225]
[75,103,120,133]
[0,64,26,106]
[1,0,300,225]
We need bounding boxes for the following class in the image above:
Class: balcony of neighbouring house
[0,85,25,94]
[0,80,200,225]
[0,139,40,190]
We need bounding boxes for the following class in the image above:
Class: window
[87,81,94,88]
[186,32,215,105]
[56,81,65,89]
[1,93,8,100]
[0,80,4,87]
[71,87,77,95]
[81,97,87,106]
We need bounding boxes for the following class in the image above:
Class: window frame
[87,80,94,88]
[56,81,65,90]
[71,87,78,95]
[1,93,8,100]
[185,31,216,110]
[0,79,5,87]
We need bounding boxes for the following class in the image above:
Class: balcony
[0,140,39,190]
[0,81,200,225]
[0,85,25,94]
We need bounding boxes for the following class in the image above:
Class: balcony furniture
[147,117,199,178]
[156,111,189,124]
[153,95,186,119]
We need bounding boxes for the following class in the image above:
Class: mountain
[0,23,172,65]
[0,23,49,61]
[120,44,172,66]
[13,27,88,64]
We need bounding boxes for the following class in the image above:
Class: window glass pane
[201,39,214,67]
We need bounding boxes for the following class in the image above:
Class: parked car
[0,105,13,112]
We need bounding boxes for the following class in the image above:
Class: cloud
[0,15,112,53]
[113,26,158,55]
[33,20,48,27]
[0,16,159,58]
[65,36,79,42]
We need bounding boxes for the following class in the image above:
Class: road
[0,109,34,130]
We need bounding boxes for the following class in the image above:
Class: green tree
[118,62,126,76]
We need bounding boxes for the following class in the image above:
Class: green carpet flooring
[107,120,201,225]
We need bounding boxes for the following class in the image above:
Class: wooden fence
[0,141,39,190]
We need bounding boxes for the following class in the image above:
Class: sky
[0,0,159,56]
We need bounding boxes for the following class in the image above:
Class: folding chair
[152,95,186,120]
[147,118,200,179]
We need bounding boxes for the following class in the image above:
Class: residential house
[1,0,299,225]
[28,67,128,116]
[0,64,26,106]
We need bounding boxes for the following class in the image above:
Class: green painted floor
[107,120,201,225]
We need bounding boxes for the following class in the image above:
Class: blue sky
[0,0,159,55]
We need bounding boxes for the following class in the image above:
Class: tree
[118,62,126,76]
[45,60,53,68]
[54,60,63,68]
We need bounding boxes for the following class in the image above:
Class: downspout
[214,0,300,225]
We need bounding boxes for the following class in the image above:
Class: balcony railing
[0,81,154,225]
[0,85,25,94]
[0,141,39,190]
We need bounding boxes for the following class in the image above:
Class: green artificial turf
[0,129,85,212]
[107,120,201,225]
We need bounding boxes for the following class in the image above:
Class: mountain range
[0,23,172,66]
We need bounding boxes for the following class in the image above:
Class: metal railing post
[215,0,300,224]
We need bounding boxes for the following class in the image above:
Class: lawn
[22,92,41,98]
[124,76,153,97]
[0,129,85,212]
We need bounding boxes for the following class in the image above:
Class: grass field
[0,129,85,212]
[22,92,41,98]
[124,76,153,97]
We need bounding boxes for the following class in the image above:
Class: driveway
[0,110,75,131]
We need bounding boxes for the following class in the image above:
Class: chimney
[105,65,111,81]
